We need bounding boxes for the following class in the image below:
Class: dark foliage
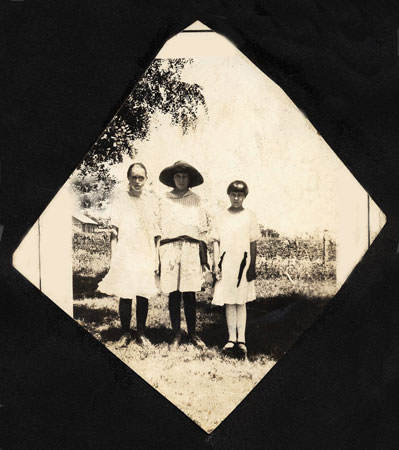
[72,59,207,210]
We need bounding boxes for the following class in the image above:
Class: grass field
[72,231,336,431]
[74,279,334,432]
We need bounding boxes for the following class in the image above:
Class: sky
[101,24,383,238]
[109,48,342,236]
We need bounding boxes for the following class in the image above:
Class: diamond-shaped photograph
[13,21,385,433]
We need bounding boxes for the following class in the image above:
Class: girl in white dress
[210,180,261,358]
[97,163,160,347]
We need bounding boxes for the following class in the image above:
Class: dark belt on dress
[159,236,209,269]
[159,235,200,246]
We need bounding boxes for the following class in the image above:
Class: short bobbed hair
[227,180,249,196]
[127,162,147,179]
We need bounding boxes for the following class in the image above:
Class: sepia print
[13,22,385,433]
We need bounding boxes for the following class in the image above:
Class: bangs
[227,180,249,196]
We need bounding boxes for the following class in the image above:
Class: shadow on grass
[74,302,175,344]
[97,325,174,344]
[74,303,119,324]
[74,292,330,361]
[73,273,108,299]
[246,295,330,359]
[196,294,330,360]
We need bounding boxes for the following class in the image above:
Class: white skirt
[97,237,158,299]
[212,247,256,306]
[159,240,203,294]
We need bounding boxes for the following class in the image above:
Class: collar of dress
[166,190,194,199]
[125,188,149,199]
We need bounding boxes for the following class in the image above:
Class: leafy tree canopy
[72,58,207,211]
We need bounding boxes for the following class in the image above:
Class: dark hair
[127,162,147,179]
[227,180,249,196]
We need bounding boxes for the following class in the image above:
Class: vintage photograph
[13,22,385,433]
[69,24,339,432]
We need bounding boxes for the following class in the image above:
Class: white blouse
[158,190,208,241]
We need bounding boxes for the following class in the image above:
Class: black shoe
[236,341,248,360]
[118,332,132,348]
[136,334,151,347]
[221,340,236,357]
[169,333,182,351]
[188,333,206,349]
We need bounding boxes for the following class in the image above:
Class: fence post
[13,184,73,317]
[323,230,328,266]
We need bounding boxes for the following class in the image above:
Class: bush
[73,232,111,276]
[73,233,336,287]
[256,238,336,282]
[257,237,335,262]
[73,230,111,254]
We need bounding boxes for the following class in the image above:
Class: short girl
[210,180,261,358]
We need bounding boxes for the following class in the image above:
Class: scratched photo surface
[13,22,385,433]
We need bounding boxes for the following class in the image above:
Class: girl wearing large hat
[158,161,208,349]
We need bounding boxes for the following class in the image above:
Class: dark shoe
[136,334,151,347]
[236,341,248,360]
[221,340,236,357]
[188,333,206,349]
[169,333,182,351]
[118,332,132,348]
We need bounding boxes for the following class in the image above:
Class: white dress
[97,188,160,299]
[210,208,261,306]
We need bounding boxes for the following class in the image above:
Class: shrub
[73,232,336,284]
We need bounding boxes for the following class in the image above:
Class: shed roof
[72,213,98,225]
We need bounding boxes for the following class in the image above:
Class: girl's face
[173,172,190,192]
[229,191,246,209]
[128,166,147,193]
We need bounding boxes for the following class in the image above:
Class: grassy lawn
[74,279,333,432]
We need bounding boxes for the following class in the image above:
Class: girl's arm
[213,241,220,270]
[246,240,257,282]
[154,235,161,276]
[213,240,223,281]
[153,194,162,275]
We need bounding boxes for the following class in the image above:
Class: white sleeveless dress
[210,208,260,306]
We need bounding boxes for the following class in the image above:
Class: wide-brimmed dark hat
[159,160,204,188]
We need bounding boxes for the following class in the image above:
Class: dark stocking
[183,291,196,336]
[136,296,148,336]
[168,291,181,335]
[119,298,132,332]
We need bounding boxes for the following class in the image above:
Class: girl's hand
[154,253,161,277]
[246,266,256,282]
[213,267,222,282]
[247,242,257,282]
[202,267,214,286]
[110,228,118,241]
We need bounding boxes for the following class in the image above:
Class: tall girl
[211,180,260,358]
[97,163,160,347]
